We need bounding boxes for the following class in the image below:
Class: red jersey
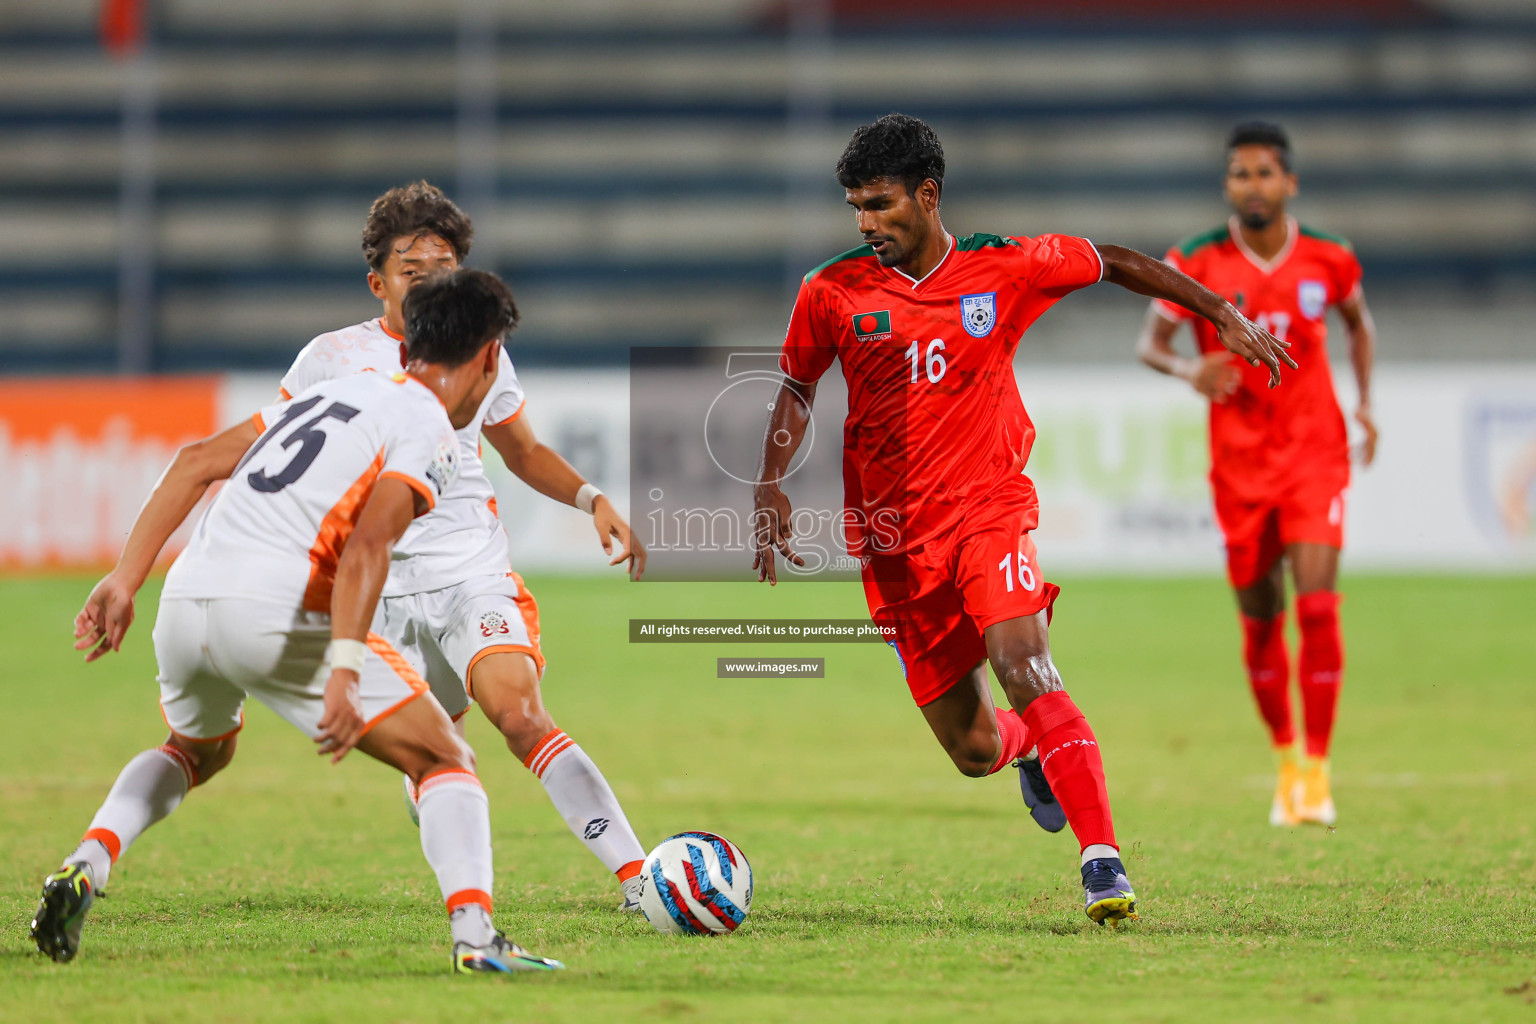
[1155,216,1362,503]
[780,232,1103,555]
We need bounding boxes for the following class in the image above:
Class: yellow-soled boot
[1269,748,1300,826]
[1294,756,1336,826]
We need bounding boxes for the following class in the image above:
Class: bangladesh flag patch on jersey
[851,310,892,341]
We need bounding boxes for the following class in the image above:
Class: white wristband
[328,638,368,675]
[575,482,603,514]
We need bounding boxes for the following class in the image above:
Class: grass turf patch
[1,573,1534,1022]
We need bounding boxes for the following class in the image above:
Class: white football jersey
[279,317,525,596]
[163,371,460,612]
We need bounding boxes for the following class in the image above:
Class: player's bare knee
[468,653,549,759]
[1237,563,1286,618]
[951,749,994,778]
[477,679,555,758]
[1237,590,1285,619]
[494,708,556,761]
[946,728,999,778]
[995,654,1062,707]
[951,745,996,777]
[408,740,475,785]
[436,747,475,777]
[165,733,237,783]
[455,732,478,774]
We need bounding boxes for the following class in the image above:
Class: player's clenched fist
[73,573,137,662]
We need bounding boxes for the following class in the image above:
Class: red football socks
[1240,612,1296,748]
[987,707,1034,776]
[1296,591,1344,758]
[1023,691,1117,852]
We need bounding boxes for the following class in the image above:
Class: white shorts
[377,572,544,720]
[154,597,429,741]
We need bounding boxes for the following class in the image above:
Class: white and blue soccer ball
[636,831,753,936]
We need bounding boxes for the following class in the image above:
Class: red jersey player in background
[1136,122,1379,828]
[753,114,1293,924]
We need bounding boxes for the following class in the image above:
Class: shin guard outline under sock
[71,744,197,888]
[1296,591,1344,759]
[524,729,646,880]
[1023,691,1118,853]
[1240,611,1295,748]
[987,707,1035,776]
[417,769,496,936]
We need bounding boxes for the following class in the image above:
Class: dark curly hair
[403,269,518,367]
[836,113,946,197]
[361,181,474,270]
[1227,121,1292,172]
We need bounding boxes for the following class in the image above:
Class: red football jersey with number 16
[780,232,1104,555]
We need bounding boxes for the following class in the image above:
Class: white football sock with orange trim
[70,745,197,888]
[415,768,496,945]
[523,729,646,883]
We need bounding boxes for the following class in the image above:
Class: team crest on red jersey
[960,292,996,338]
[851,310,892,341]
[1298,280,1328,319]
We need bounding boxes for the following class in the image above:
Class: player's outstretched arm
[752,378,815,585]
[73,417,260,663]
[1135,306,1241,403]
[320,477,422,762]
[482,417,646,580]
[1097,243,1297,387]
[1338,291,1379,465]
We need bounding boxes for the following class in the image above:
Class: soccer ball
[635,831,753,935]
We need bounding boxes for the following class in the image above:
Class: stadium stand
[1,0,1533,370]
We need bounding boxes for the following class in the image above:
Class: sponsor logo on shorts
[960,292,997,338]
[479,610,512,638]
[583,818,610,839]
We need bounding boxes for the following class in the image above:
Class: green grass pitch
[2,572,1534,1022]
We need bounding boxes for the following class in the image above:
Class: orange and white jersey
[162,371,459,613]
[279,318,525,596]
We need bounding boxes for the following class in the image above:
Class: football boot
[1015,749,1067,833]
[1081,856,1138,926]
[619,873,644,913]
[1293,757,1337,827]
[452,931,564,974]
[31,863,96,962]
[1270,752,1301,826]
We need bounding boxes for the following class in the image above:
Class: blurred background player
[35,270,562,973]
[753,114,1293,924]
[279,182,650,909]
[1135,122,1378,827]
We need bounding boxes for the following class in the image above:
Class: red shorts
[1214,471,1348,589]
[861,500,1060,707]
